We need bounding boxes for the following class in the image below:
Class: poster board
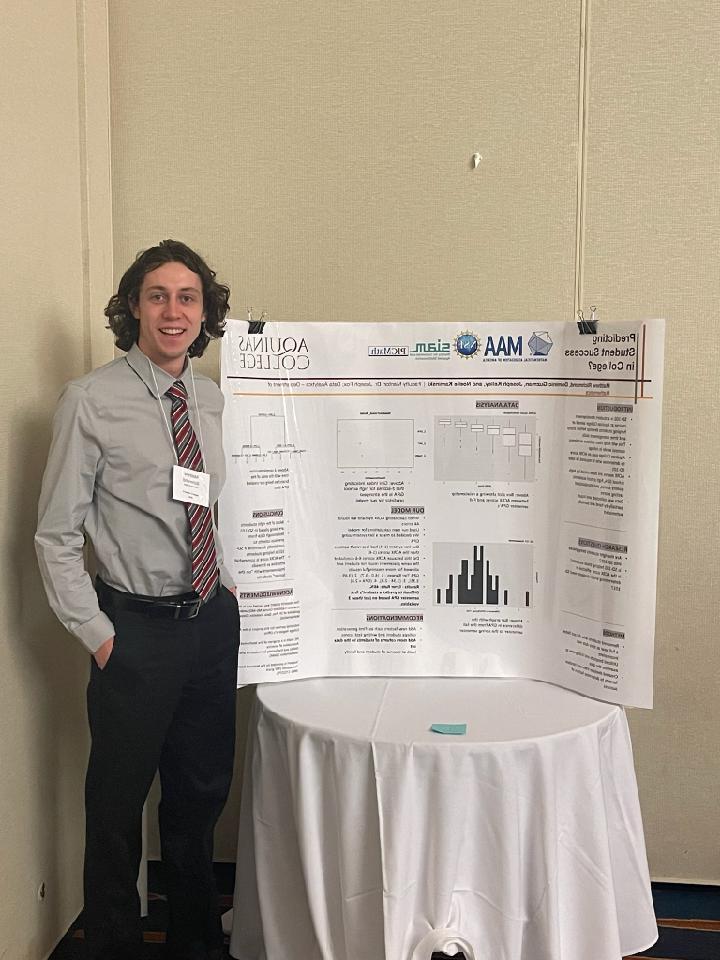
[219,319,664,707]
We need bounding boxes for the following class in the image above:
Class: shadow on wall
[3,320,90,953]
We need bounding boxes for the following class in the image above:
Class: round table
[229,677,657,960]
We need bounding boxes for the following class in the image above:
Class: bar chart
[433,541,533,608]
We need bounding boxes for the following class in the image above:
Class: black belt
[96,579,220,620]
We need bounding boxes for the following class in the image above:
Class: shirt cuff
[74,610,116,654]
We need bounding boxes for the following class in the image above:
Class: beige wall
[109,0,583,861]
[107,0,719,882]
[4,3,716,954]
[108,0,580,326]
[0,1,113,956]
[582,0,720,881]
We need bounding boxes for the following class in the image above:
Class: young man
[36,240,240,960]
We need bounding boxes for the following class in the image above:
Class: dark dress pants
[83,585,240,960]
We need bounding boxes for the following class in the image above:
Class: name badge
[172,465,210,507]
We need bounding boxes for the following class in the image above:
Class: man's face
[132,261,204,375]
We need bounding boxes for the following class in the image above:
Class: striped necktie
[166,380,219,601]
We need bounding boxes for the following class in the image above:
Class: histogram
[433,542,533,608]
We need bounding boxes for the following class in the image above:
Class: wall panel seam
[574,0,591,317]
[75,0,114,372]
[75,0,93,373]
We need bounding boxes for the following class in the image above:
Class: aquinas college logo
[454,331,480,358]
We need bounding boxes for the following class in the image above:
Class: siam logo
[368,345,409,357]
[411,338,451,359]
[528,331,553,356]
[454,331,480,359]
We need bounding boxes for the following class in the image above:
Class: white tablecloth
[229,678,657,960]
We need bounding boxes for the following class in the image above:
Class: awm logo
[528,331,553,356]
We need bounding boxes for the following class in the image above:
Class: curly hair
[104,240,231,357]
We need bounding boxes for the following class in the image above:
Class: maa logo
[484,335,523,357]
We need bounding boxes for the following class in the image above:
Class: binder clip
[577,306,597,335]
[247,308,267,334]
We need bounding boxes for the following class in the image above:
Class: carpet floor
[49,867,720,959]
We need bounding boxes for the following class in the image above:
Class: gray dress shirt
[35,343,233,654]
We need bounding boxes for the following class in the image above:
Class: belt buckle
[175,597,202,620]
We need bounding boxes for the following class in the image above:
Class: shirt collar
[126,343,192,398]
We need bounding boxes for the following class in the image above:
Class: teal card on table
[430,723,467,736]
